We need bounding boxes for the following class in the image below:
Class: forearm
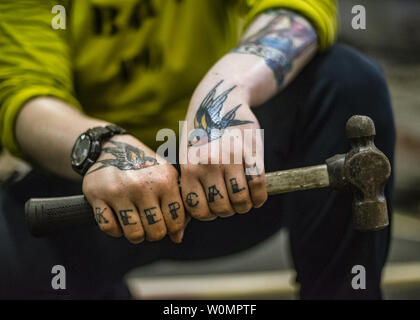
[15,97,110,180]
[189,9,318,109]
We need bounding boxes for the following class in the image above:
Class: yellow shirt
[0,0,337,157]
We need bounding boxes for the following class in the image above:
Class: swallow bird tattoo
[87,140,158,174]
[188,80,253,147]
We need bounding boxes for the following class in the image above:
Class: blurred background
[1,0,419,299]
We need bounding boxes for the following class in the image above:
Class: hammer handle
[25,164,331,237]
[266,164,330,195]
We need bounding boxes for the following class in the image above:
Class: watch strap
[87,125,127,141]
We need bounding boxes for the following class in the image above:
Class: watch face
[72,134,92,167]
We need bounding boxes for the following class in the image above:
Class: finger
[135,195,168,242]
[244,163,267,208]
[244,132,267,208]
[199,166,235,217]
[160,188,186,243]
[224,164,253,214]
[180,174,216,221]
[169,215,191,243]
[91,200,123,238]
[110,200,145,244]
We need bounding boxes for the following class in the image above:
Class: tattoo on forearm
[94,207,109,224]
[168,201,181,219]
[188,80,253,147]
[186,192,199,207]
[208,185,224,203]
[87,140,158,174]
[144,207,161,224]
[232,9,317,87]
[230,178,246,193]
[119,209,136,226]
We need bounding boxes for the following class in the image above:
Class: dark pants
[0,44,395,299]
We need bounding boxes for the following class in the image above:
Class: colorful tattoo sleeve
[232,10,317,87]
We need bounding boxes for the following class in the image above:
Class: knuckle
[166,215,185,233]
[210,205,235,217]
[231,197,253,213]
[252,191,268,208]
[249,176,265,188]
[104,184,124,198]
[99,223,121,237]
[181,164,197,176]
[125,177,142,190]
[82,182,98,198]
[190,209,216,221]
[166,166,179,179]
[146,227,167,241]
[153,174,177,191]
[126,230,145,244]
[168,221,184,233]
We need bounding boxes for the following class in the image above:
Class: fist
[180,81,267,220]
[82,135,186,244]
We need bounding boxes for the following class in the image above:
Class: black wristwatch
[71,125,127,176]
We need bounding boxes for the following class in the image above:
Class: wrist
[71,124,128,176]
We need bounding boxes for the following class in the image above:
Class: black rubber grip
[25,195,95,237]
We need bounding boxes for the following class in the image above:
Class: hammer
[25,115,391,237]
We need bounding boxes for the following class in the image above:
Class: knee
[324,45,390,107]
[321,44,394,135]
[323,44,395,161]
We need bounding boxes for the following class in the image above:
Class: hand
[82,134,186,244]
[180,80,267,220]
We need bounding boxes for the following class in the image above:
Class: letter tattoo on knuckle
[208,185,224,203]
[94,207,109,224]
[229,178,246,193]
[144,207,161,224]
[119,209,136,226]
[186,192,199,207]
[168,201,181,219]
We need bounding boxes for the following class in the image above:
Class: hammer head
[344,115,391,231]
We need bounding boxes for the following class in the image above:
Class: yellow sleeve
[0,1,81,158]
[241,0,338,50]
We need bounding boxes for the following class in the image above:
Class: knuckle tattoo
[207,185,224,203]
[229,177,246,194]
[118,209,137,226]
[94,207,109,225]
[143,207,161,225]
[185,192,199,207]
[168,201,182,220]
